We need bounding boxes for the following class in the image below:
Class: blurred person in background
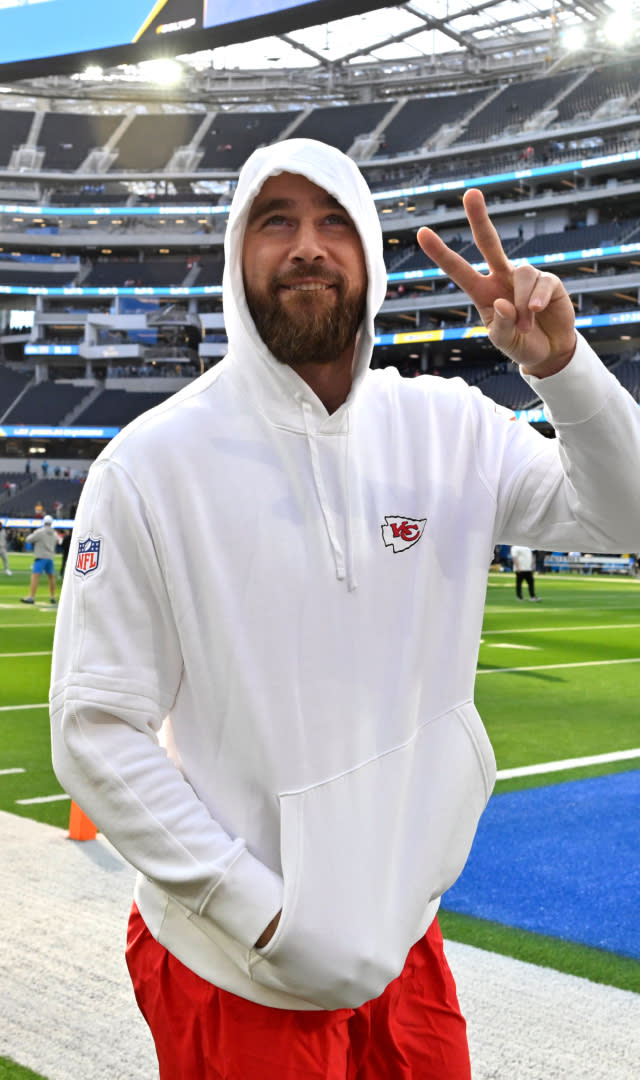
[21,514,57,605]
[0,520,11,575]
[59,529,72,579]
[511,544,541,601]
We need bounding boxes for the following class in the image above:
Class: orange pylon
[68,800,97,841]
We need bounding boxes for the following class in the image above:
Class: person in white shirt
[21,514,57,604]
[511,544,541,601]
[0,521,11,575]
[50,139,640,1080]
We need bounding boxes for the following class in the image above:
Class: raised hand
[416,189,577,377]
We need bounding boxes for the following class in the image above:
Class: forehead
[247,171,350,222]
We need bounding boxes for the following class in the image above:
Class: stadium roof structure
[8,0,638,106]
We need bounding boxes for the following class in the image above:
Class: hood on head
[222,138,387,388]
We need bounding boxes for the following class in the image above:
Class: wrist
[520,335,577,379]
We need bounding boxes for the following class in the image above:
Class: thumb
[493,299,515,323]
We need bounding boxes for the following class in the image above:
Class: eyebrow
[247,192,345,225]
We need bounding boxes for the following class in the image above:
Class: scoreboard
[0,0,390,78]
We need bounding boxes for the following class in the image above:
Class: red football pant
[126,904,471,1079]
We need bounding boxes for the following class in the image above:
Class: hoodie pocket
[249,700,495,1010]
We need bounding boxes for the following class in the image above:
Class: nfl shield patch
[75,536,102,576]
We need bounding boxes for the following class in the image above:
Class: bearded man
[51,139,640,1079]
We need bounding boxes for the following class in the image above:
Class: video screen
[203,1,312,29]
[0,0,356,69]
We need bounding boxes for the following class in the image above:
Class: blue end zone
[442,770,639,959]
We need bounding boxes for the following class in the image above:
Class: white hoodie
[50,139,640,1011]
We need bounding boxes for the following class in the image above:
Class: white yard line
[482,642,540,650]
[0,703,48,712]
[0,768,25,776]
[488,575,640,584]
[0,651,52,658]
[497,748,640,780]
[477,656,640,675]
[482,622,640,635]
[0,622,56,629]
[15,793,70,805]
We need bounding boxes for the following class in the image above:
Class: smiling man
[242,172,367,409]
[51,138,640,1079]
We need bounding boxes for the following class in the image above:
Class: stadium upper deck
[1,6,639,459]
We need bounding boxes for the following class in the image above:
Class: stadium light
[602,17,621,44]
[561,26,587,52]
[141,58,183,86]
[602,0,636,44]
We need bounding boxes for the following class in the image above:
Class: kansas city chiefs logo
[381,516,427,553]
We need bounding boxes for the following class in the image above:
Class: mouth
[280,282,335,293]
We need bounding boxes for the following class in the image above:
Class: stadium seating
[0,363,31,414]
[553,61,640,123]
[73,389,174,427]
[38,113,122,170]
[473,370,541,410]
[610,360,640,402]
[0,268,78,287]
[2,383,94,425]
[113,114,204,172]
[84,257,190,287]
[458,71,578,145]
[374,91,486,157]
[293,102,390,153]
[0,476,85,518]
[198,112,297,170]
[0,109,34,167]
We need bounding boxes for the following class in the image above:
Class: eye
[263,214,290,227]
[324,212,352,226]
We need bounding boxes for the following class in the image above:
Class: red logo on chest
[381,516,427,553]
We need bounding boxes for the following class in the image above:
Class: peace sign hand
[416,189,577,378]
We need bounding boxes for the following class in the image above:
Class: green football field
[0,552,638,1080]
[2,554,637,827]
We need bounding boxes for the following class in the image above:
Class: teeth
[286,283,331,291]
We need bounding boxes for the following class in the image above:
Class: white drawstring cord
[301,400,347,583]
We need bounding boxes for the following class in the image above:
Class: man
[50,139,640,1079]
[58,528,72,579]
[22,514,57,604]
[0,520,11,575]
[511,544,541,601]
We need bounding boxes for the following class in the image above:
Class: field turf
[1,555,639,1026]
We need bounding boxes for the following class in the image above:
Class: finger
[512,263,540,330]
[528,270,557,313]
[513,267,557,329]
[416,226,481,296]
[462,189,512,277]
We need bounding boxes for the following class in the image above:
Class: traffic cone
[68,800,97,841]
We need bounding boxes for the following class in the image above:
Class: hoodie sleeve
[486,333,640,551]
[49,458,283,951]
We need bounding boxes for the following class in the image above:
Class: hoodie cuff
[519,333,616,426]
[200,847,284,951]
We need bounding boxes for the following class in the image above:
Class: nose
[289,221,326,263]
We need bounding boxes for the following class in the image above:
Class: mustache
[272,266,343,289]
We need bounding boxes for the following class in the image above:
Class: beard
[244,265,367,368]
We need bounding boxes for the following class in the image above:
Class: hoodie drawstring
[301,400,357,590]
